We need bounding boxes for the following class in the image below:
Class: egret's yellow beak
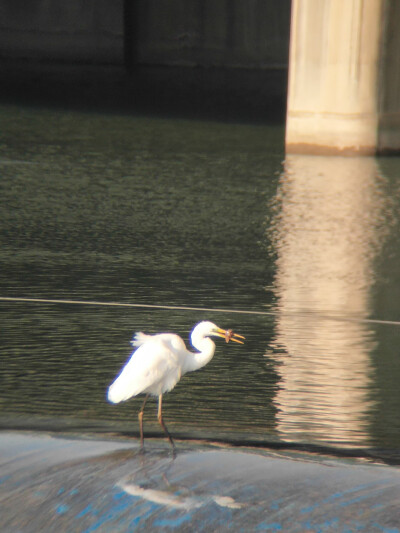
[214,327,245,344]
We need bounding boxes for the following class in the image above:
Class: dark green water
[1,103,400,453]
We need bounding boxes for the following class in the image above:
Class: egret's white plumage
[107,321,244,449]
[108,332,185,402]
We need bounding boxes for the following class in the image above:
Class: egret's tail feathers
[131,332,151,347]
[107,383,122,403]
[107,374,142,403]
[107,381,131,404]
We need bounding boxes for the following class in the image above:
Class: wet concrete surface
[1,431,400,532]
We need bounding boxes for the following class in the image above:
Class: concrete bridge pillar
[285,0,400,155]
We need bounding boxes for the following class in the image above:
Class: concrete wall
[135,0,291,68]
[0,0,124,63]
[0,0,291,68]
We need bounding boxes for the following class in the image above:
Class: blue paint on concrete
[320,517,340,529]
[56,504,70,515]
[80,492,161,533]
[127,501,161,529]
[298,518,370,533]
[153,513,193,529]
[301,480,388,514]
[84,493,135,531]
[3,432,400,532]
[373,526,400,533]
[269,499,283,511]
[115,490,156,522]
[338,489,385,508]
[76,504,94,519]
[255,522,282,531]
[113,490,129,501]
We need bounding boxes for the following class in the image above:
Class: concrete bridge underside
[0,1,400,154]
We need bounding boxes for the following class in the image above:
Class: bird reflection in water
[117,452,244,511]
[119,480,243,510]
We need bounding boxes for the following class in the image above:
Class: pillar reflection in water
[268,155,388,447]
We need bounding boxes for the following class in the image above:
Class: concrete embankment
[1,431,400,532]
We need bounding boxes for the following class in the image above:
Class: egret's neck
[182,337,216,374]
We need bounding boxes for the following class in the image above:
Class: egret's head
[192,321,245,344]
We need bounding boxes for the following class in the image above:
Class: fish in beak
[214,327,245,344]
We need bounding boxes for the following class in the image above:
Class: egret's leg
[158,394,175,449]
[138,394,149,448]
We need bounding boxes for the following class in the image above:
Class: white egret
[107,321,245,449]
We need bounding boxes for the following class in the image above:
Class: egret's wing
[108,337,183,403]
